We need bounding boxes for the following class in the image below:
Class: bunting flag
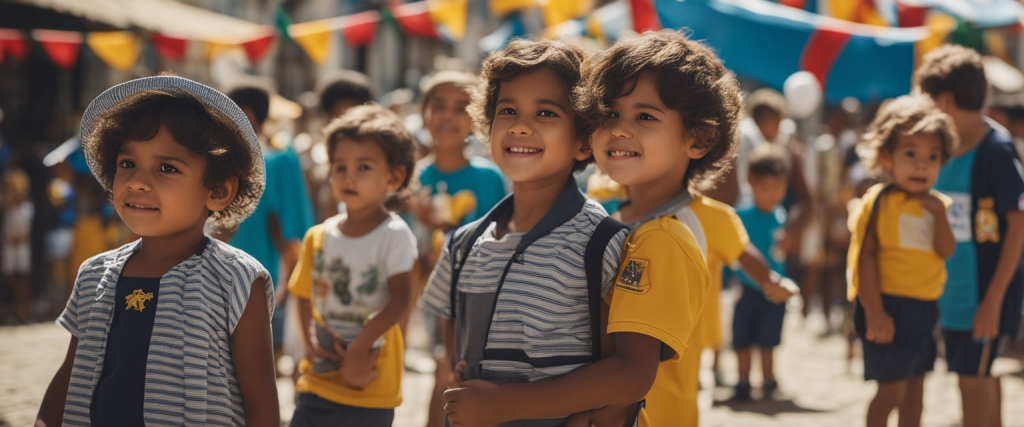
[916,14,955,62]
[86,31,139,70]
[428,0,468,40]
[151,33,189,61]
[907,0,1022,29]
[33,30,82,70]
[205,39,240,61]
[289,19,333,64]
[242,31,276,63]
[392,2,441,39]
[491,0,535,16]
[275,6,294,41]
[630,0,661,33]
[0,29,28,63]
[541,0,591,28]
[340,11,380,46]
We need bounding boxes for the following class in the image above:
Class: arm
[974,211,1024,339]
[340,273,413,389]
[857,216,894,344]
[921,195,955,259]
[35,336,76,427]
[444,332,661,425]
[231,279,280,427]
[736,244,792,302]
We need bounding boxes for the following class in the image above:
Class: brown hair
[468,38,593,172]
[420,70,479,112]
[913,44,987,111]
[860,94,959,175]
[323,103,416,190]
[747,88,787,123]
[748,143,791,179]
[88,89,258,228]
[579,30,743,191]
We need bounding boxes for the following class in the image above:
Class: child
[847,94,957,427]
[2,167,33,323]
[313,70,376,221]
[579,30,792,426]
[419,39,640,426]
[35,76,279,426]
[287,104,418,426]
[732,144,798,401]
[915,44,1024,427]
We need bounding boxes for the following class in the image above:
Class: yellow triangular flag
[290,20,333,65]
[204,39,239,61]
[428,0,468,40]
[85,31,139,71]
[539,0,590,27]
[490,0,535,16]
[916,14,955,64]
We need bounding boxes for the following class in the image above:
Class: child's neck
[340,203,390,238]
[125,225,207,278]
[497,178,567,239]
[952,112,989,157]
[621,180,687,225]
[433,147,470,173]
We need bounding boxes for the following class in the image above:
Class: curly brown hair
[578,30,743,191]
[860,94,959,176]
[87,89,259,229]
[913,44,987,111]
[468,38,593,172]
[323,103,416,190]
[746,88,787,123]
[748,143,791,179]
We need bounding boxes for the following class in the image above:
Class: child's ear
[877,149,893,170]
[574,136,593,162]
[207,176,239,213]
[388,165,408,192]
[686,133,710,160]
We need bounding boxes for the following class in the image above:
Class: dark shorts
[733,286,787,349]
[290,393,394,427]
[943,329,1005,377]
[272,303,285,347]
[854,295,938,382]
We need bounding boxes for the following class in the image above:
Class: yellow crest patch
[975,198,1000,244]
[615,258,650,294]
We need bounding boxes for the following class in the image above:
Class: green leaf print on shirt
[327,257,352,305]
[357,267,378,295]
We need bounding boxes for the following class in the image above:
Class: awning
[5,0,266,40]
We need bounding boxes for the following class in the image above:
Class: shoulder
[383,212,416,237]
[78,242,135,279]
[631,217,700,253]
[690,195,738,220]
[204,238,270,282]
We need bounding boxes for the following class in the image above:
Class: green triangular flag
[275,6,293,42]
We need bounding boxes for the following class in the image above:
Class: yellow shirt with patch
[607,216,711,427]
[288,224,405,409]
[847,184,951,301]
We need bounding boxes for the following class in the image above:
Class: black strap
[584,216,628,361]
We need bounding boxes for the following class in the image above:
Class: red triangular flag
[0,29,28,64]
[342,11,380,47]
[392,2,440,39]
[33,30,82,70]
[629,0,661,33]
[151,33,189,61]
[242,31,275,64]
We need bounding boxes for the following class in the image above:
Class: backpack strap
[584,216,628,361]
[447,194,515,318]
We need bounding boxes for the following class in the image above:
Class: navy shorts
[854,295,938,382]
[290,393,394,427]
[733,286,787,349]
[943,329,1004,377]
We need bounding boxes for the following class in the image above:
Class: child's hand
[443,379,502,426]
[865,310,895,344]
[305,324,342,363]
[449,360,468,388]
[339,345,381,390]
[918,193,946,215]
[973,297,1001,340]
[565,403,639,427]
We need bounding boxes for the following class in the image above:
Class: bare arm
[231,279,280,427]
[350,273,412,352]
[35,336,76,427]
[736,244,791,302]
[857,215,894,344]
[921,196,955,259]
[974,211,1024,339]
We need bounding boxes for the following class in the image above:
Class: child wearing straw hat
[35,75,279,427]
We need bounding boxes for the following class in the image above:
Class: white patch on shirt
[946,192,972,243]
[899,210,935,252]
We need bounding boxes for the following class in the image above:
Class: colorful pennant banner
[0,29,27,63]
[32,29,82,70]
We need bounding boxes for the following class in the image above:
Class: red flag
[151,33,189,61]
[800,26,851,88]
[342,11,380,46]
[629,0,661,33]
[0,29,27,63]
[242,31,275,63]
[33,30,81,70]
[392,2,440,39]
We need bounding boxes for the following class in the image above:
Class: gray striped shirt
[57,237,273,426]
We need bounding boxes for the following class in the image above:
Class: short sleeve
[277,148,315,240]
[57,270,85,337]
[419,236,455,319]
[599,229,629,298]
[384,221,418,278]
[288,225,323,299]
[227,256,274,334]
[718,207,749,265]
[992,147,1024,213]
[607,222,710,361]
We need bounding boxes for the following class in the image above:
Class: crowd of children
[15,29,1024,427]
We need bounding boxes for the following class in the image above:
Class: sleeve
[991,146,1024,213]
[607,226,710,361]
[56,265,87,337]
[599,228,629,298]
[228,255,274,334]
[719,208,750,264]
[277,148,316,240]
[418,236,455,319]
[384,222,418,278]
[287,225,322,299]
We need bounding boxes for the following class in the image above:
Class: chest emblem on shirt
[616,258,650,294]
[975,198,1000,244]
[125,289,154,312]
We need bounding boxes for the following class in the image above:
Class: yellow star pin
[125,289,154,312]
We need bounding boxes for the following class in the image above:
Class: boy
[314,70,376,220]
[915,44,1024,427]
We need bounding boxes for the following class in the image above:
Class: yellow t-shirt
[288,223,407,409]
[847,184,951,301]
[607,216,710,427]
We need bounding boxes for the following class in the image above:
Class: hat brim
[80,75,265,224]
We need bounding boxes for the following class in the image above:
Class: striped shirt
[420,198,626,382]
[57,237,273,426]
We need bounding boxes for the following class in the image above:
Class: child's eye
[118,159,134,168]
[904,151,915,158]
[159,164,179,173]
[335,165,346,173]
[498,107,515,116]
[929,154,939,161]
[638,113,657,121]
[538,110,558,118]
[358,165,371,172]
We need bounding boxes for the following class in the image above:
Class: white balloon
[783,71,823,119]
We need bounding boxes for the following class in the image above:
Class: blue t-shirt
[229,147,315,284]
[417,157,507,227]
[736,205,787,292]
[934,120,1024,333]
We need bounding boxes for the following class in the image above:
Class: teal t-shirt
[417,157,507,227]
[736,205,787,291]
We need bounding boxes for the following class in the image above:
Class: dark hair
[579,30,743,190]
[227,85,270,126]
[323,103,415,190]
[748,144,791,178]
[913,44,987,111]
[860,94,958,176]
[420,70,479,112]
[747,88,787,123]
[318,70,374,113]
[88,89,259,228]
[469,38,593,172]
